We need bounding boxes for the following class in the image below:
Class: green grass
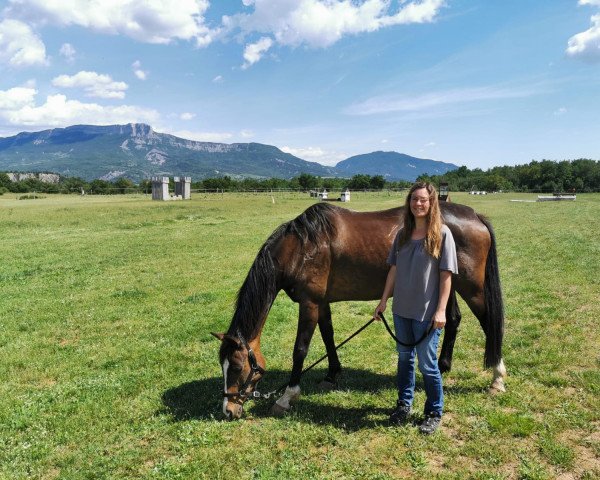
[0,191,599,479]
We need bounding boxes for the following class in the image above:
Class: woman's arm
[432,270,452,328]
[374,265,396,319]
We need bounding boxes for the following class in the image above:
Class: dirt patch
[558,428,600,478]
[42,467,61,480]
[437,413,466,447]
[38,377,57,388]
[555,473,575,480]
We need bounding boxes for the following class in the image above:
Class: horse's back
[326,203,491,302]
[325,207,401,301]
[276,202,492,303]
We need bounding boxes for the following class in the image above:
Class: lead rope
[249,312,433,400]
[377,312,434,348]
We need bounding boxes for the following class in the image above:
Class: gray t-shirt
[387,224,458,322]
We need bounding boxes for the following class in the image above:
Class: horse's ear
[211,332,242,349]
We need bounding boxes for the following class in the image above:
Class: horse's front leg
[271,300,319,416]
[316,303,342,390]
[438,288,461,373]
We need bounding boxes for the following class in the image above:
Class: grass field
[0,191,598,479]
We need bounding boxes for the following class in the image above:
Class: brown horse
[213,202,506,420]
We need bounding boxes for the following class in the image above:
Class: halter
[222,330,269,401]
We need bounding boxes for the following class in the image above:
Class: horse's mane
[227,203,338,340]
[283,202,338,246]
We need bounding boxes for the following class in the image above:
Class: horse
[212,202,506,420]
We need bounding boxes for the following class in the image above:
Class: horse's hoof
[317,379,337,391]
[270,403,290,417]
[438,359,451,374]
[489,379,506,394]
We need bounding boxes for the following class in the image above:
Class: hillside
[0,124,336,182]
[335,151,459,181]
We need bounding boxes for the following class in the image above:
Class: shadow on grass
[159,376,223,421]
[160,367,488,429]
[161,367,394,423]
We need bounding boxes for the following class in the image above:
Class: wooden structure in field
[151,176,191,201]
[537,193,576,202]
[438,182,450,202]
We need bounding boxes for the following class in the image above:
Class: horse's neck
[231,297,274,350]
[248,336,261,352]
[230,239,281,345]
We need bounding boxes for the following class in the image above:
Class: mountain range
[0,124,458,182]
[336,151,457,180]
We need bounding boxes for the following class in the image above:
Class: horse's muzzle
[224,402,243,420]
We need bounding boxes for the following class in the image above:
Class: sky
[1,0,600,170]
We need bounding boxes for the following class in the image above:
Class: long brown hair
[397,182,443,258]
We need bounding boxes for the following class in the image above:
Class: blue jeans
[393,314,444,416]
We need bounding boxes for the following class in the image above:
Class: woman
[374,182,458,434]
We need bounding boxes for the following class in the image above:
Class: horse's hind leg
[438,287,461,374]
[271,300,319,416]
[316,303,342,390]
[462,292,507,393]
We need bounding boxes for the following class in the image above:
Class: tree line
[1,158,598,195]
[0,174,139,195]
[0,172,410,195]
[416,159,599,193]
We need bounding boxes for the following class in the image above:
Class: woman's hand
[434,270,452,329]
[373,300,387,320]
[432,309,446,329]
[375,266,396,320]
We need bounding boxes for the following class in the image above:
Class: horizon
[1,1,600,169]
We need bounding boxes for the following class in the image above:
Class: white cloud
[52,71,128,99]
[579,0,600,6]
[553,107,567,116]
[0,87,37,110]
[0,19,47,67]
[225,0,445,66]
[345,84,544,116]
[132,60,148,80]
[240,129,254,138]
[5,0,215,46]
[242,36,273,69]
[212,75,223,83]
[281,145,346,166]
[59,43,76,62]
[169,129,233,142]
[0,93,159,128]
[418,141,436,153]
[566,13,600,61]
[180,112,196,120]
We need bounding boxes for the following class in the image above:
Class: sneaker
[389,401,411,425]
[419,413,442,435]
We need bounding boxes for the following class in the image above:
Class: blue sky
[1,0,599,169]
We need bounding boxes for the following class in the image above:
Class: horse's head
[211,331,265,420]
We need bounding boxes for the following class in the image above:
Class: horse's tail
[478,214,505,369]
